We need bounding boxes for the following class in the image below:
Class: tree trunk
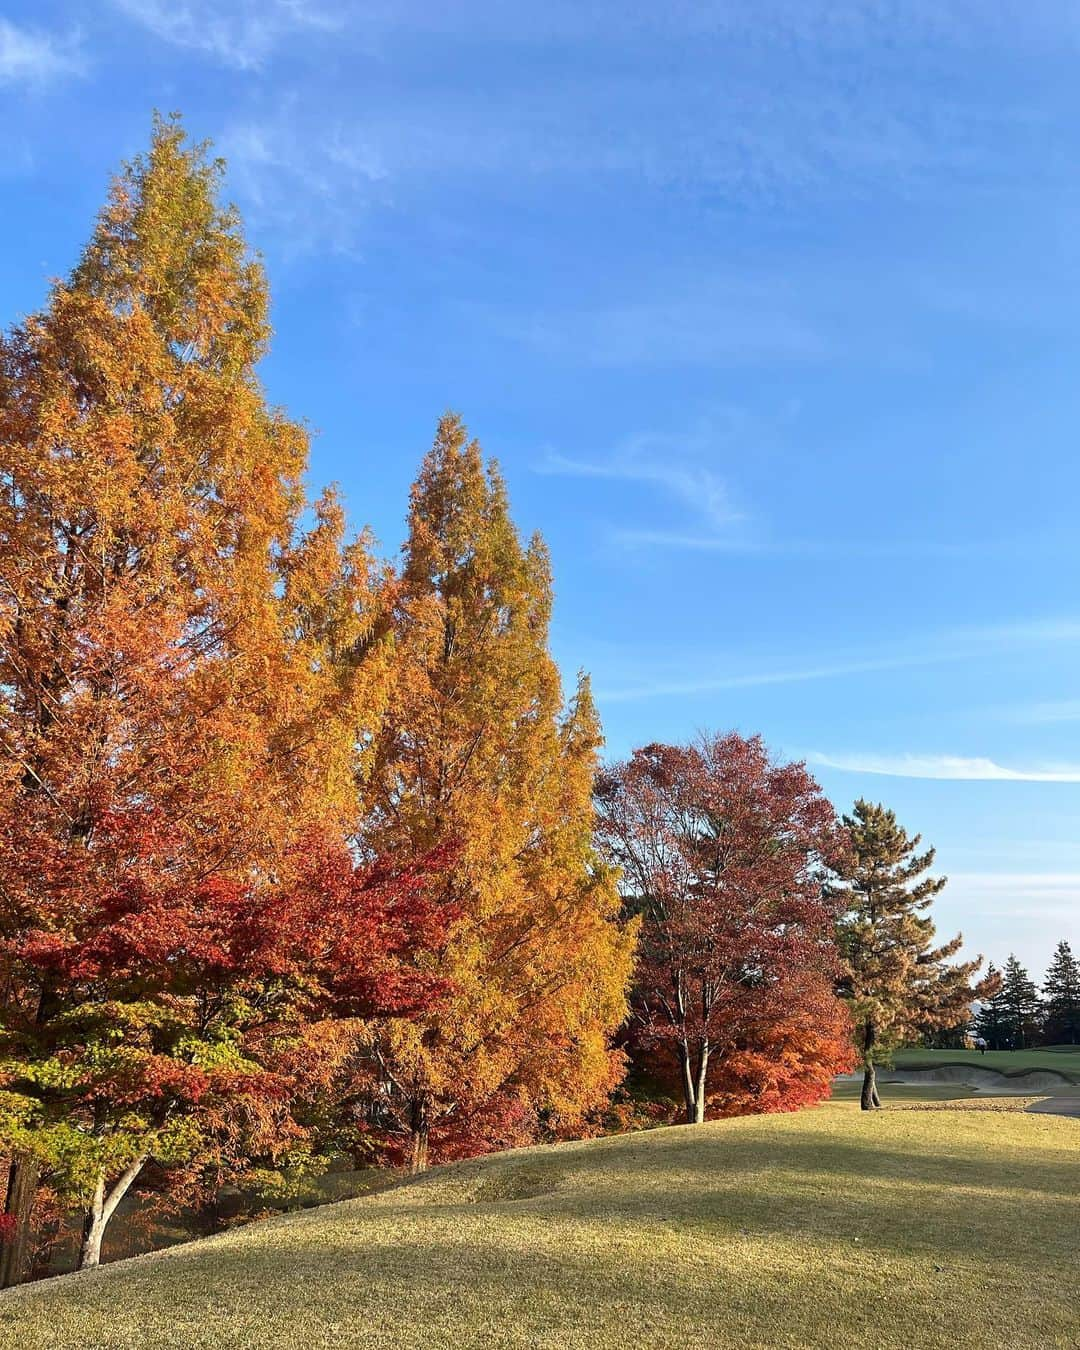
[78,1172,108,1272]
[693,1045,710,1125]
[0,1154,40,1288]
[859,1018,881,1111]
[408,1097,430,1176]
[76,1157,146,1272]
[679,1043,697,1124]
[678,1042,710,1124]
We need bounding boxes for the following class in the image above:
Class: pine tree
[1042,941,1080,1045]
[360,414,635,1171]
[0,117,392,1281]
[974,965,1011,1049]
[832,801,992,1110]
[999,954,1043,1049]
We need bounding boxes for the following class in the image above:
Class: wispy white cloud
[597,656,929,704]
[606,529,755,552]
[540,444,738,533]
[112,0,342,69]
[1009,699,1080,725]
[590,614,1080,704]
[950,872,1080,893]
[536,413,765,552]
[219,116,389,255]
[806,752,1080,783]
[978,617,1080,645]
[217,2,1080,59]
[104,4,1058,262]
[110,0,1068,252]
[0,19,83,85]
[944,872,1080,928]
[508,285,834,369]
[671,0,1080,70]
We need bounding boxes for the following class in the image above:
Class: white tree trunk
[77,1156,147,1271]
[694,1045,710,1124]
[680,1043,697,1123]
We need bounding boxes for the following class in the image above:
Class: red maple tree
[595,733,852,1124]
[0,809,452,1271]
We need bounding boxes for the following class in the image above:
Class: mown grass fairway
[828,1079,976,1103]
[892,1047,1080,1081]
[1,1102,1076,1350]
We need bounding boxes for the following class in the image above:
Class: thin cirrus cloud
[1010,699,1080,724]
[217,117,389,255]
[949,872,1080,895]
[535,416,760,553]
[595,655,927,704]
[110,0,343,69]
[510,289,835,369]
[538,448,740,533]
[944,873,1080,928]
[606,529,758,552]
[102,5,1059,261]
[589,614,1080,704]
[0,19,84,85]
[806,751,1080,783]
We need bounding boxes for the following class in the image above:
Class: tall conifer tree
[832,801,992,1110]
[1042,940,1080,1045]
[361,414,634,1171]
[974,964,1011,1049]
[999,954,1043,1049]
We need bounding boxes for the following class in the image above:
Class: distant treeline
[922,942,1080,1049]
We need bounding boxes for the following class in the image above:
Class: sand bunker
[879,1065,1077,1094]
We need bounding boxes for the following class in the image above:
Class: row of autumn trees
[0,119,990,1284]
[0,120,635,1283]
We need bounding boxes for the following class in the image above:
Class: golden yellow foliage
[362,414,636,1168]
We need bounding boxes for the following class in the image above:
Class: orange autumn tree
[0,117,393,1281]
[361,415,635,1171]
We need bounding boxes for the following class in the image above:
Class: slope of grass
[1,1102,1076,1350]
[892,1048,1080,1083]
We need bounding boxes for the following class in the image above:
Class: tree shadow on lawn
[98,1131,1080,1274]
[378,1123,1079,1267]
[8,1198,1074,1350]
[2,1118,1075,1350]
[449,1160,1076,1263]
[422,1119,1079,1207]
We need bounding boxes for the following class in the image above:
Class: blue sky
[3,1,1079,978]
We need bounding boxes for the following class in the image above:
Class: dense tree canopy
[996,955,1043,1050]
[974,964,1011,1050]
[0,117,399,1280]
[359,416,635,1170]
[595,734,851,1124]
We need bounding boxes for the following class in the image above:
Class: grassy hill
[0,1101,1076,1349]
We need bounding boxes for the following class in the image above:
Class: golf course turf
[892,1047,1080,1082]
[0,1099,1076,1349]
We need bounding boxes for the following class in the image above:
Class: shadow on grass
[3,1114,1076,1350]
[4,1186,1075,1350]
[423,1118,1080,1205]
